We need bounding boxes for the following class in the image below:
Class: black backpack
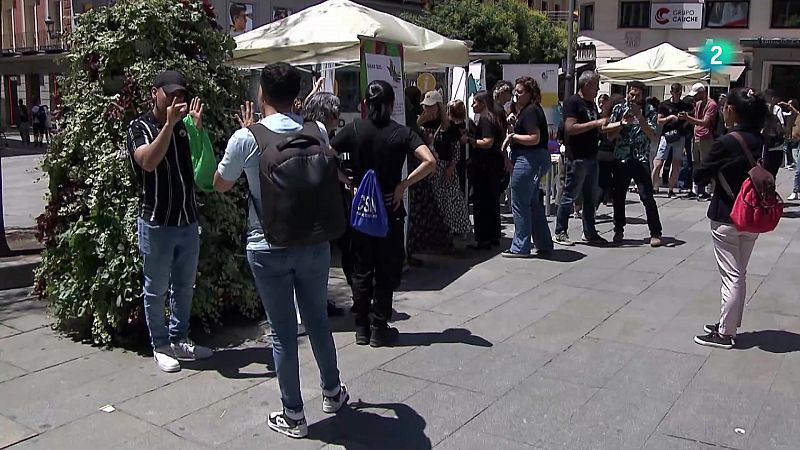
[37,107,47,125]
[248,122,346,247]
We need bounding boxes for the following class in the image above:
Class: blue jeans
[247,243,340,414]
[555,158,599,236]
[510,149,554,254]
[137,218,200,350]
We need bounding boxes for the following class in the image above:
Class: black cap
[154,70,187,94]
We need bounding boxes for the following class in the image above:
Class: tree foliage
[34,0,260,345]
[404,0,568,64]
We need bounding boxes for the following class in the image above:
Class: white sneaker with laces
[171,339,213,361]
[154,347,180,373]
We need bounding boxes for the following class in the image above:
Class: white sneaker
[788,192,798,200]
[154,348,180,373]
[171,339,213,361]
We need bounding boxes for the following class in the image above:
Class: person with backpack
[127,71,213,372]
[330,80,436,347]
[680,83,718,200]
[693,88,773,349]
[214,63,348,439]
[33,102,48,147]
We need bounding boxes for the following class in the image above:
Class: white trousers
[711,221,758,336]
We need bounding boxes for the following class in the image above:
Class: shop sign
[650,3,703,30]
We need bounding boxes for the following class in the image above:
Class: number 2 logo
[710,45,723,65]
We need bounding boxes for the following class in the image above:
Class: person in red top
[680,82,718,200]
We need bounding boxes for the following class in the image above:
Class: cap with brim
[421,91,443,106]
[688,82,705,97]
[154,70,187,94]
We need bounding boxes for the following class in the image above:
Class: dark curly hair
[514,76,542,104]
[727,88,769,130]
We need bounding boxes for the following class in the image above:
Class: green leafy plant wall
[34,0,260,345]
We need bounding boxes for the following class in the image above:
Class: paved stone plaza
[2,167,800,449]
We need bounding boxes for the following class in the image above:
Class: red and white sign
[650,3,703,29]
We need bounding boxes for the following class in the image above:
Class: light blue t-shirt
[217,113,328,251]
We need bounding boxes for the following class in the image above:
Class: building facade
[0,0,425,129]
[576,0,800,99]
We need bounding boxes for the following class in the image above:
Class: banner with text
[502,64,559,128]
[650,3,704,29]
[359,37,405,125]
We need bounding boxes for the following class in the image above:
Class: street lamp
[44,16,57,39]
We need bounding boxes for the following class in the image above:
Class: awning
[718,65,746,83]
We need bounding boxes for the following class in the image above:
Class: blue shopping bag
[350,169,389,237]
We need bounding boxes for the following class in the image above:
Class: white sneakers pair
[153,339,213,373]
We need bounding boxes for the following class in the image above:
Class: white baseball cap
[421,90,444,106]
[688,82,706,97]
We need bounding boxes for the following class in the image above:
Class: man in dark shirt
[652,83,692,197]
[127,71,212,373]
[554,71,608,246]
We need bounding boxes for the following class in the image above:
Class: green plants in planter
[35,0,260,345]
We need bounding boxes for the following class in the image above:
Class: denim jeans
[611,159,663,237]
[247,243,341,414]
[137,218,200,350]
[510,149,554,254]
[555,158,599,236]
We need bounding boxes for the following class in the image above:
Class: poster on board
[359,36,405,125]
[502,64,560,127]
[273,7,293,21]
[229,2,253,37]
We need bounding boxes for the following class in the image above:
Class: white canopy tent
[597,43,729,86]
[231,0,470,71]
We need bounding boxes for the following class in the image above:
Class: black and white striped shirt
[127,112,197,226]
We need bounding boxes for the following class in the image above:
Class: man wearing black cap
[127,70,213,373]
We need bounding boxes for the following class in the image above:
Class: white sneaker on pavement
[154,347,181,373]
[171,339,213,361]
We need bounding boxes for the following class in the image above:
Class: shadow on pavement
[308,400,432,449]
[541,248,586,263]
[735,330,800,354]
[394,327,493,348]
[181,347,276,379]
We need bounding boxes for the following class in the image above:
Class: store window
[772,0,800,28]
[769,64,800,100]
[706,1,750,28]
[580,4,595,30]
[619,1,650,28]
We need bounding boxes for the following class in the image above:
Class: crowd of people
[125,62,788,439]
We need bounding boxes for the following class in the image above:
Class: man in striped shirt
[127,70,213,373]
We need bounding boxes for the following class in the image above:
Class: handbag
[718,132,783,233]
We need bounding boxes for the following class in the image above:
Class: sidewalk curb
[0,255,41,290]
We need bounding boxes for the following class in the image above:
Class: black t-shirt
[512,103,549,151]
[658,99,692,137]
[419,118,459,161]
[331,119,424,214]
[474,115,504,168]
[562,94,600,159]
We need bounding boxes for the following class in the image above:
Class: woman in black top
[504,76,554,257]
[465,91,507,249]
[693,88,769,350]
[330,81,436,347]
